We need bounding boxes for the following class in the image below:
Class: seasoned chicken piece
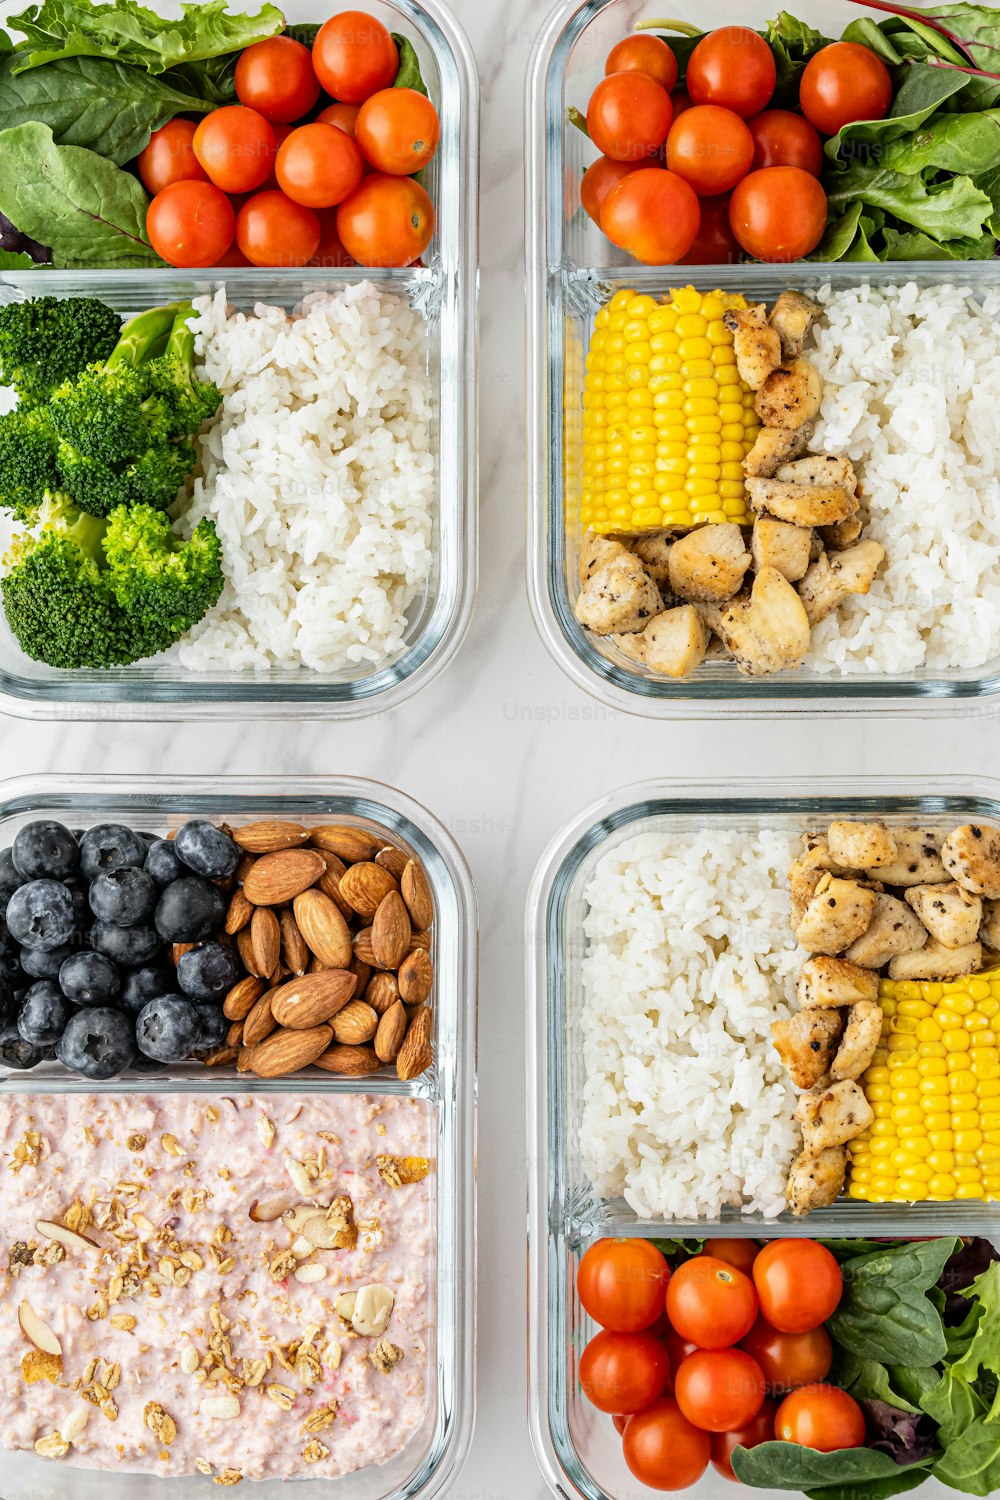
[787,1145,846,1216]
[578,529,626,585]
[630,532,673,587]
[789,859,824,928]
[830,1000,883,1082]
[750,517,812,583]
[799,834,858,876]
[776,454,857,494]
[668,523,752,604]
[723,303,782,390]
[574,552,662,635]
[798,541,885,626]
[843,893,928,969]
[747,478,858,529]
[905,881,982,950]
[942,824,1000,900]
[611,606,709,680]
[797,955,879,1008]
[819,514,864,551]
[874,829,948,888]
[772,1009,844,1089]
[755,358,824,430]
[828,821,897,871]
[743,425,812,479]
[981,900,1000,952]
[769,290,821,360]
[795,1079,874,1152]
[701,567,811,677]
[794,875,876,955]
[888,937,982,982]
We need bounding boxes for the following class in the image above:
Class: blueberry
[59,951,120,1006]
[79,824,147,882]
[12,820,79,881]
[176,942,240,1001]
[90,921,161,969]
[193,1004,228,1053]
[17,981,71,1046]
[6,880,76,950]
[89,866,157,927]
[173,822,239,880]
[154,878,225,944]
[121,965,172,1015]
[144,839,185,888]
[0,924,24,985]
[135,994,203,1063]
[64,881,92,932]
[131,1051,167,1074]
[0,849,21,904]
[20,942,75,980]
[0,979,17,1029]
[0,1022,49,1070]
[57,1007,135,1080]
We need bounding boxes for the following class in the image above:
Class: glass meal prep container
[0,771,477,1500]
[526,774,1000,1500]
[525,0,1000,716]
[0,0,478,722]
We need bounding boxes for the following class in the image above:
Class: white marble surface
[2,0,1000,1496]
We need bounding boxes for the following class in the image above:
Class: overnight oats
[0,1092,435,1484]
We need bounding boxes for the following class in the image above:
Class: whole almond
[243,849,326,906]
[353,927,377,968]
[251,1024,333,1078]
[338,863,398,920]
[269,971,357,1030]
[280,911,309,976]
[224,888,253,936]
[226,1021,244,1049]
[375,1001,407,1063]
[410,929,432,952]
[203,1046,239,1068]
[233,821,310,854]
[316,852,356,921]
[314,1043,381,1076]
[375,846,410,881]
[351,956,372,993]
[236,925,260,979]
[396,1006,432,1081]
[223,975,266,1022]
[401,860,434,931]
[243,992,277,1047]
[235,851,256,884]
[293,889,353,969]
[365,971,399,1016]
[307,955,329,975]
[237,1046,256,1073]
[371,891,411,970]
[172,942,195,966]
[398,948,434,1005]
[251,907,281,979]
[309,826,380,863]
[331,1000,379,1046]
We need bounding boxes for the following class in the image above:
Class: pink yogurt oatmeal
[0,1092,435,1483]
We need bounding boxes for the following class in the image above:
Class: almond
[375,1001,407,1063]
[19,1301,61,1356]
[398,948,434,1004]
[293,888,353,969]
[269,971,357,1030]
[250,907,281,979]
[365,971,399,1016]
[351,956,372,993]
[316,852,356,921]
[401,860,434,931]
[353,927,377,968]
[233,821,310,854]
[314,1043,381,1076]
[331,1000,379,1046]
[410,929,432,952]
[224,887,253,936]
[280,911,309,976]
[375,846,410,881]
[203,1046,239,1068]
[250,1024,333,1078]
[371,890,411,970]
[307,954,329,974]
[172,942,195,966]
[397,1006,432,1081]
[226,1021,244,1049]
[338,862,399,920]
[243,992,277,1047]
[223,975,266,1022]
[243,849,326,906]
[309,826,380,863]
[235,851,256,884]
[236,925,260,979]
[237,1046,256,1073]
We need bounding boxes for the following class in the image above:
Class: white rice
[805,280,1000,676]
[578,828,801,1221]
[173,283,434,673]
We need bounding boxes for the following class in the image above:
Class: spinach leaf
[845,214,883,260]
[732,1439,932,1493]
[648,30,702,89]
[921,1367,987,1445]
[825,64,969,163]
[164,49,240,105]
[882,110,1000,178]
[0,122,159,266]
[885,4,1000,75]
[933,1420,1000,1496]
[820,1239,902,1260]
[842,16,906,62]
[0,248,40,268]
[392,33,427,96]
[892,1365,944,1409]
[811,202,867,259]
[833,1348,923,1413]
[651,1237,705,1259]
[825,159,992,245]
[806,1469,932,1500]
[7,0,283,75]
[283,21,319,47]
[829,1240,958,1366]
[766,11,831,105]
[974,163,1000,235]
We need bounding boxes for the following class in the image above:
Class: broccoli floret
[0,296,122,410]
[146,311,222,438]
[0,408,59,520]
[103,504,224,635]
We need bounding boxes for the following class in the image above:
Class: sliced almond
[309,825,380,863]
[282,1204,321,1236]
[365,971,400,1016]
[250,907,281,980]
[291,1235,316,1259]
[294,1262,327,1284]
[224,887,253,936]
[280,911,310,977]
[243,992,277,1048]
[398,948,433,1005]
[300,1216,345,1251]
[401,860,434,930]
[223,974,266,1022]
[350,1283,394,1337]
[243,848,326,906]
[331,1000,379,1046]
[375,846,410,881]
[233,821,310,853]
[338,862,399,920]
[248,1194,297,1223]
[293,889,353,969]
[200,1393,241,1420]
[371,890,412,970]
[18,1300,61,1356]
[269,971,357,1030]
[59,1406,89,1443]
[397,1006,432,1081]
[35,1220,98,1256]
[314,1043,381,1076]
[375,1001,407,1064]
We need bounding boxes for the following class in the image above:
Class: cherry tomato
[740,1316,833,1394]
[577,1239,671,1333]
[686,27,776,118]
[193,105,275,193]
[663,1323,699,1377]
[666,104,754,195]
[800,41,893,137]
[212,239,251,268]
[605,35,678,93]
[309,209,355,266]
[317,102,360,137]
[675,1349,766,1432]
[711,1398,779,1481]
[579,1329,671,1415]
[275,122,363,208]
[312,11,398,105]
[581,155,642,226]
[355,88,440,175]
[235,189,320,266]
[138,118,209,195]
[671,91,694,119]
[260,122,294,189]
[586,72,672,162]
[665,1256,758,1349]
[146,180,234,267]
[612,1413,630,1436]
[234,36,320,124]
[336,172,433,266]
[752,1240,842,1333]
[623,1397,712,1491]
[749,109,823,175]
[775,1384,867,1452]
[601,168,700,264]
[729,166,827,261]
[704,1240,760,1276]
[680,193,740,263]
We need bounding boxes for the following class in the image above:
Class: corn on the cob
[580,286,760,535]
[848,971,1000,1203]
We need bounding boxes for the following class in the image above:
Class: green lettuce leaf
[921,1367,988,1446]
[0,248,39,267]
[881,109,1000,177]
[825,63,969,163]
[825,158,992,244]
[933,1421,1000,1496]
[828,1239,958,1366]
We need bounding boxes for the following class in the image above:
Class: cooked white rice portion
[174,283,434,673]
[579,828,801,1221]
[806,281,1000,676]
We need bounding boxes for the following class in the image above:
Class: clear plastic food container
[0,771,477,1500]
[0,0,478,721]
[525,0,1000,716]
[526,774,1000,1500]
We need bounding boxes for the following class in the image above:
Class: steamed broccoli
[0,296,122,409]
[0,407,59,520]
[103,504,224,638]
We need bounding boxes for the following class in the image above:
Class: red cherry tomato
[234,36,320,124]
[310,209,355,266]
[312,11,399,105]
[775,1384,867,1452]
[623,1397,711,1491]
[663,1323,699,1377]
[666,104,754,195]
[749,109,824,175]
[752,1240,842,1332]
[612,1413,630,1436]
[686,27,776,118]
[586,71,672,162]
[146,180,234,267]
[213,239,251,268]
[729,166,827,261]
[680,193,740,264]
[703,1240,760,1276]
[711,1398,779,1481]
[579,1329,671,1415]
[193,105,275,193]
[138,118,209,195]
[740,1317,833,1394]
[605,35,678,93]
[581,155,643,226]
[235,189,320,266]
[665,1256,758,1349]
[800,41,893,137]
[317,102,360,137]
[601,168,700,264]
[355,87,440,175]
[675,1348,767,1433]
[671,91,694,119]
[577,1239,671,1332]
[275,122,363,208]
[336,172,434,266]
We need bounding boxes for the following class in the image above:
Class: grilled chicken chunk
[905,881,982,950]
[828,821,897,871]
[830,1000,883,1082]
[578,529,626,585]
[843,893,928,969]
[750,517,812,583]
[787,1145,847,1216]
[755,358,824,430]
[942,824,1000,900]
[743,425,812,479]
[789,860,824,928]
[701,566,811,677]
[795,1079,874,1152]
[630,531,673,587]
[981,899,1000,952]
[874,829,948,888]
[799,834,859,877]
[798,541,885,626]
[797,955,879,1008]
[574,552,662,635]
[775,454,857,493]
[888,937,983,981]
[820,513,865,551]
[668,523,752,604]
[772,1009,844,1089]
[769,291,821,360]
[794,875,877,955]
[723,304,783,390]
[612,606,710,679]
[747,478,858,528]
